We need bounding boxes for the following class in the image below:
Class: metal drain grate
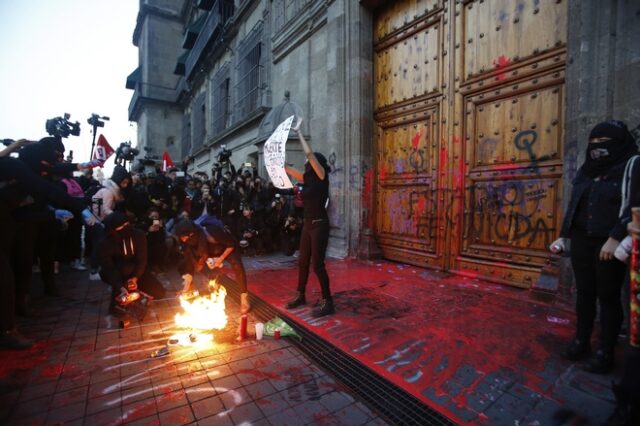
[222,277,456,426]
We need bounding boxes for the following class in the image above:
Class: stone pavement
[241,254,622,426]
[0,265,388,426]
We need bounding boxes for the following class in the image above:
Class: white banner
[264,115,295,189]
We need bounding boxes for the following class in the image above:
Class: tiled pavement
[0,253,624,425]
[0,265,388,426]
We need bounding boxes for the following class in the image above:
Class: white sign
[264,115,295,189]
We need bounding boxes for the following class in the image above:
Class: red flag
[93,134,115,162]
[162,151,174,172]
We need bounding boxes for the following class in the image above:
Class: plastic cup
[255,322,264,340]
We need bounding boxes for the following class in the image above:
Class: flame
[170,280,228,347]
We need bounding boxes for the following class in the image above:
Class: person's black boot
[285,292,306,309]
[311,298,335,318]
[561,338,591,361]
[582,349,614,374]
[15,294,38,317]
[0,329,34,350]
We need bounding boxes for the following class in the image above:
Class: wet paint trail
[247,258,577,425]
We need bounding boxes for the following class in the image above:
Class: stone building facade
[127,0,640,290]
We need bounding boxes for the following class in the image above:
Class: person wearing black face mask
[550,120,638,374]
[97,212,166,315]
[283,118,334,317]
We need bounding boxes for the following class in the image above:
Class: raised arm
[284,164,304,182]
[292,119,325,180]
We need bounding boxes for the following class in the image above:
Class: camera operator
[0,156,95,348]
[236,203,265,255]
[190,182,221,221]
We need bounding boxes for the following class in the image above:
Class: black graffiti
[514,129,550,164]
[469,210,554,246]
[408,149,425,173]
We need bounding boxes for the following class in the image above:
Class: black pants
[12,221,37,299]
[570,230,626,351]
[297,218,331,300]
[0,200,17,331]
[208,250,247,293]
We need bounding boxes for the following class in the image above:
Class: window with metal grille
[234,21,263,122]
[211,63,231,136]
[181,114,192,157]
[191,93,206,150]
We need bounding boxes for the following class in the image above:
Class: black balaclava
[111,165,132,186]
[581,120,637,178]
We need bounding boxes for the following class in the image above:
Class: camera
[115,142,140,164]
[45,113,80,139]
[216,145,232,163]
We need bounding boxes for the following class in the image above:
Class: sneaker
[71,260,87,271]
[89,269,101,281]
[561,339,591,361]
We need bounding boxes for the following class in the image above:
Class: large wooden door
[373,0,568,287]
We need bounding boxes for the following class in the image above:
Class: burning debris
[168,279,228,348]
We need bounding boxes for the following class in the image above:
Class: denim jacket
[560,161,627,241]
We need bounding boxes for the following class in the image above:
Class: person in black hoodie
[173,218,250,314]
[550,120,638,374]
[283,118,334,317]
[97,212,166,315]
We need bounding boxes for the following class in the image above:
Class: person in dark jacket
[173,218,250,314]
[98,212,166,315]
[283,118,334,317]
[550,120,638,373]
[0,156,94,349]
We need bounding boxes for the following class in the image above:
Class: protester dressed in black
[283,118,334,317]
[551,120,638,374]
[173,219,251,313]
[97,212,166,314]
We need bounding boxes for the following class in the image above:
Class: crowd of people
[0,135,310,350]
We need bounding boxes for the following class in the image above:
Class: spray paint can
[239,314,248,340]
[274,328,280,340]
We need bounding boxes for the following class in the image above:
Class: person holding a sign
[283,118,334,317]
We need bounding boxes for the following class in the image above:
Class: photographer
[236,203,265,255]
[264,193,290,253]
[190,182,220,221]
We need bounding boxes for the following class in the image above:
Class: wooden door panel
[375,19,442,109]
[372,0,567,287]
[374,0,440,43]
[462,0,567,80]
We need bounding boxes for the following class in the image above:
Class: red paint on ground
[247,258,574,425]
[236,368,281,381]
[41,364,64,378]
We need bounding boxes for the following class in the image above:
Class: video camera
[115,142,140,164]
[45,113,80,139]
[216,144,232,163]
